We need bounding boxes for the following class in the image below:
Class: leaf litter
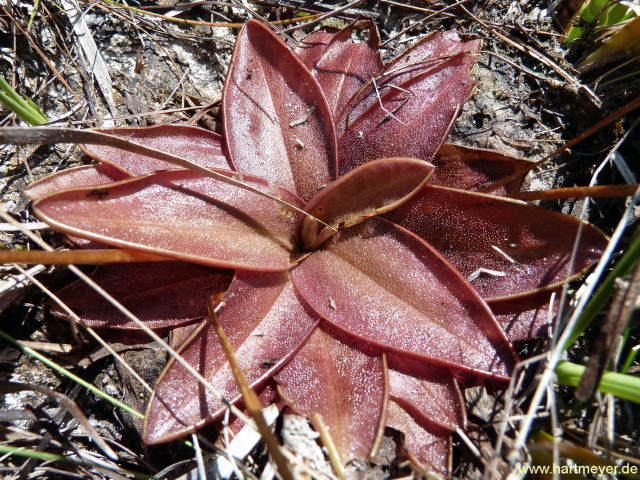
[0,1,639,479]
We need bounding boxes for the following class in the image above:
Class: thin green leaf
[564,224,640,348]
[0,78,48,125]
[0,445,153,479]
[620,344,639,374]
[0,77,26,103]
[0,329,143,419]
[556,361,640,403]
[26,96,48,121]
[27,0,41,31]
[0,91,48,126]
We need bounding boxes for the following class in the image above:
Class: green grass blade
[556,361,640,403]
[0,77,27,103]
[0,445,153,478]
[620,345,639,374]
[564,224,640,349]
[27,0,40,31]
[0,91,47,126]
[565,0,637,43]
[0,329,143,419]
[26,95,48,121]
[0,77,48,125]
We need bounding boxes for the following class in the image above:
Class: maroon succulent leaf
[384,185,608,308]
[332,29,481,173]
[81,125,231,175]
[24,164,131,200]
[495,301,558,343]
[385,30,481,73]
[218,381,282,437]
[24,164,135,250]
[386,400,452,477]
[275,327,388,462]
[33,169,304,271]
[296,157,434,249]
[294,28,339,68]
[291,217,517,379]
[337,32,480,125]
[222,20,338,201]
[337,50,479,175]
[388,355,465,431]
[295,20,384,119]
[429,144,532,194]
[298,25,528,196]
[144,271,318,443]
[50,262,232,329]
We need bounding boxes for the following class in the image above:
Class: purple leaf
[295,29,339,69]
[24,164,133,250]
[15,19,612,474]
[275,327,388,462]
[296,157,434,249]
[50,262,232,329]
[292,217,516,379]
[83,125,231,175]
[338,52,478,175]
[493,299,558,343]
[385,185,608,307]
[388,355,465,431]
[33,170,303,271]
[296,20,384,119]
[144,271,318,443]
[24,164,131,200]
[219,381,281,436]
[387,400,452,477]
[430,144,531,193]
[386,30,481,72]
[222,20,338,201]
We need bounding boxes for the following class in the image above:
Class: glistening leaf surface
[338,53,477,175]
[223,20,337,201]
[386,400,451,477]
[144,272,318,444]
[385,30,481,72]
[33,170,302,271]
[295,29,338,69]
[51,262,232,329]
[296,21,383,119]
[24,164,131,200]
[429,144,531,194]
[82,125,231,175]
[388,355,465,430]
[495,301,557,343]
[292,217,516,378]
[24,165,132,249]
[296,158,434,249]
[385,185,608,303]
[275,327,388,462]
